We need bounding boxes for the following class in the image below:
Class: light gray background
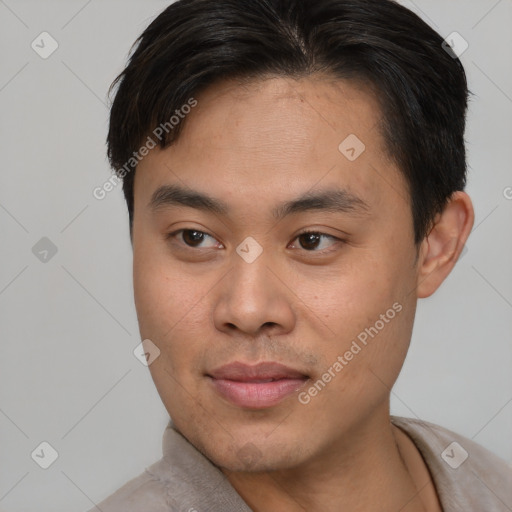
[1,0,511,510]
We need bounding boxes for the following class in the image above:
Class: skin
[132,75,474,511]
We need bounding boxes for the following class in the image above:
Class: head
[107,0,474,472]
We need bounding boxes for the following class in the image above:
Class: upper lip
[207,362,308,382]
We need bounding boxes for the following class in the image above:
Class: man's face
[132,76,422,471]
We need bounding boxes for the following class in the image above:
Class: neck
[222,407,429,512]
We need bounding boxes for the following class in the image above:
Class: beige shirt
[90,416,512,511]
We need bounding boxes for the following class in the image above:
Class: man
[91,0,512,510]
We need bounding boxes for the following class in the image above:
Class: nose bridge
[213,241,295,335]
[229,245,276,306]
[230,234,273,287]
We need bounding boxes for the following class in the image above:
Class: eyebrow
[148,183,370,220]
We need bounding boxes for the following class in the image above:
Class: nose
[213,249,296,337]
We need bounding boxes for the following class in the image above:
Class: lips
[207,362,309,409]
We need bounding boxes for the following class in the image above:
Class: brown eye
[298,232,322,250]
[166,229,220,249]
[291,231,341,253]
[182,230,207,247]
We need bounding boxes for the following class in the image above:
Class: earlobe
[416,191,474,298]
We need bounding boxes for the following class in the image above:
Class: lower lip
[209,377,307,409]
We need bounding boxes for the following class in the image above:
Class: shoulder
[391,416,512,512]
[86,458,176,512]
[87,424,252,512]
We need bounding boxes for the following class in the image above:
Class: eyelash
[165,228,343,255]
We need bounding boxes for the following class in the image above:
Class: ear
[416,191,474,298]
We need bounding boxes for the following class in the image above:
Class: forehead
[134,75,406,215]
[173,75,386,158]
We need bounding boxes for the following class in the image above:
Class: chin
[213,447,302,473]
[191,429,308,473]
[169,396,317,471]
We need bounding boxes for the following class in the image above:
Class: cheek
[133,236,187,332]
[305,258,405,330]
[133,246,214,371]
[301,247,416,381]
[133,261,173,337]
[133,256,207,418]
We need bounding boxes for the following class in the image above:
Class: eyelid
[166,227,345,254]
[165,228,222,248]
[290,229,344,254]
[294,228,344,239]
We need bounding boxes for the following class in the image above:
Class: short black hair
[107,0,469,244]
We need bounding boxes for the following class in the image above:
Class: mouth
[206,361,309,409]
